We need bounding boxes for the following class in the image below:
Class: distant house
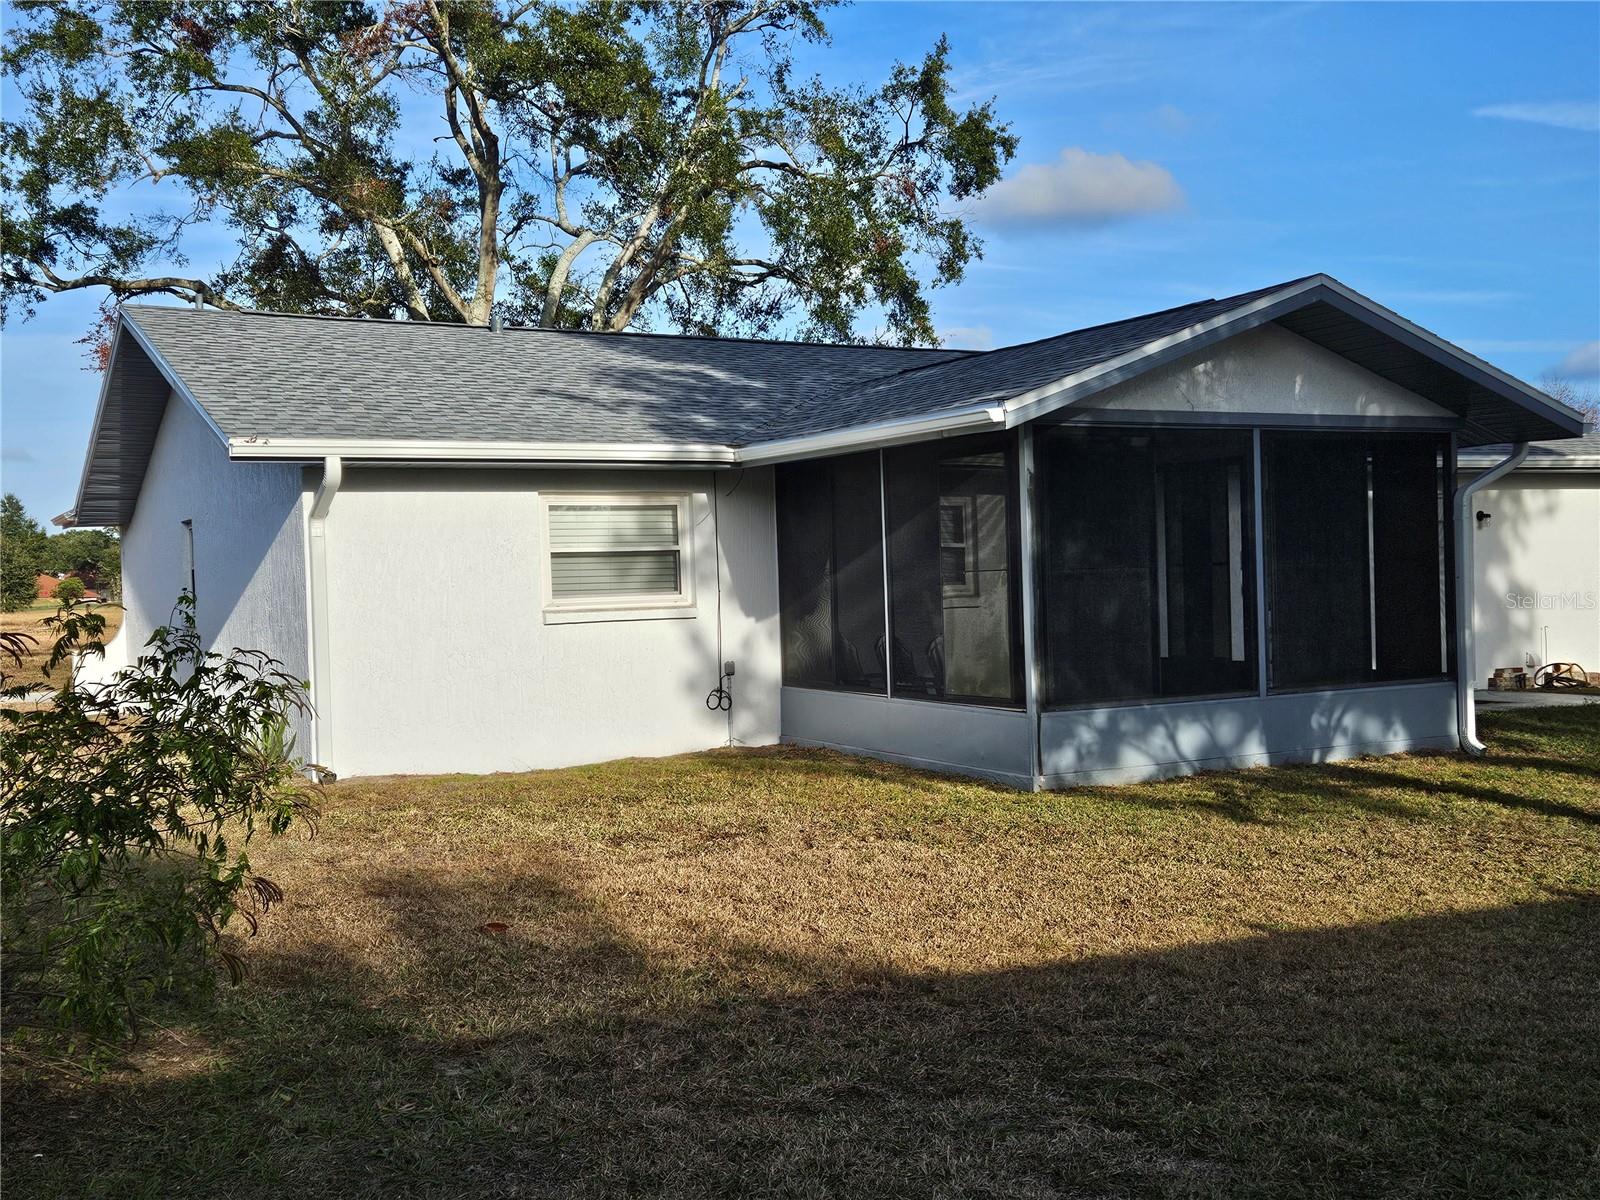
[1459,430,1600,682]
[34,573,100,603]
[58,274,1584,786]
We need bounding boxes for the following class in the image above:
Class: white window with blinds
[539,493,695,618]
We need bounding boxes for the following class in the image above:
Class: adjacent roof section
[742,275,1586,452]
[64,274,1588,525]
[1459,430,1600,471]
[743,279,1309,443]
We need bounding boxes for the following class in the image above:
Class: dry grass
[6,706,1599,1199]
[0,601,123,693]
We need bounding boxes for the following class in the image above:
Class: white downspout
[1017,426,1043,791]
[308,455,343,779]
[1453,441,1528,755]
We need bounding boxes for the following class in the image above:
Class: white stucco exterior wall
[320,465,780,777]
[115,391,311,744]
[1079,323,1454,419]
[1459,470,1600,682]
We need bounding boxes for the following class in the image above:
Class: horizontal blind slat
[548,504,678,550]
[550,550,680,599]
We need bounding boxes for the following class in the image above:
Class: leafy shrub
[1,595,314,1046]
[52,575,86,606]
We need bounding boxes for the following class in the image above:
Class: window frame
[939,495,979,600]
[538,492,697,622]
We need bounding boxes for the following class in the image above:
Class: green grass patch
[7,706,1598,1198]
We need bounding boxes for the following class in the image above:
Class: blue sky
[2,1,1597,522]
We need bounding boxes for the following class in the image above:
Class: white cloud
[1,445,37,464]
[1556,340,1600,378]
[936,325,994,351]
[973,148,1185,229]
[1472,102,1600,132]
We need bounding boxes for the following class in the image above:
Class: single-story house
[35,573,102,602]
[60,274,1585,787]
[1459,429,1599,682]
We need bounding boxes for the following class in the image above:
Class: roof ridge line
[118,302,974,355]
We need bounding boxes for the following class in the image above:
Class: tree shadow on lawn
[8,859,1598,1200]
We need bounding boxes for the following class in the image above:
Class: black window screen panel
[1155,435,1257,697]
[1372,436,1449,680]
[1041,431,1155,705]
[1039,428,1256,707]
[884,431,1021,705]
[1264,434,1372,689]
[831,454,888,690]
[776,459,834,687]
[775,453,885,692]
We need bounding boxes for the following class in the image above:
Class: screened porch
[774,422,1459,787]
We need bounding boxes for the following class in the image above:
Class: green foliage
[1,496,120,607]
[52,574,86,606]
[1,491,44,611]
[1,593,314,1047]
[2,1,1016,344]
[41,526,119,598]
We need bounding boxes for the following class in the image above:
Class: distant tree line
[0,493,119,612]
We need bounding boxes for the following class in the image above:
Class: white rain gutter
[1453,441,1528,755]
[230,436,738,466]
[306,455,343,779]
[1457,452,1600,471]
[738,403,1007,466]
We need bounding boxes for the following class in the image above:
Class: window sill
[543,603,698,626]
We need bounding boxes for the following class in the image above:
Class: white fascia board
[238,406,1011,469]
[227,435,740,466]
[736,403,1007,466]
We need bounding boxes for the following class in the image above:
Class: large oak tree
[1,0,1015,343]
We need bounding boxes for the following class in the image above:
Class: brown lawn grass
[5,706,1599,1199]
[0,600,123,693]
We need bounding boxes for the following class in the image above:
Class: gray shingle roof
[743,279,1313,442]
[1459,430,1600,469]
[123,304,969,446]
[69,277,1586,527]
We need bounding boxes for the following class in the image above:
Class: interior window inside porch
[885,431,1023,705]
